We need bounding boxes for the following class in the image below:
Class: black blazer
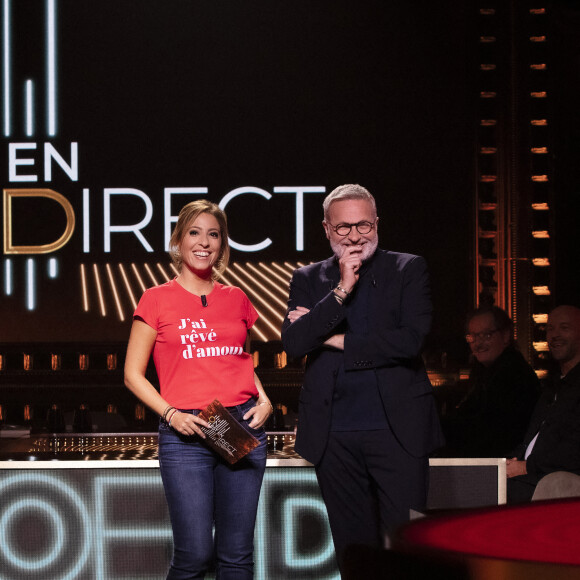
[282,249,444,465]
[512,362,580,479]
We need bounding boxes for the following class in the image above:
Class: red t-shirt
[134,279,259,408]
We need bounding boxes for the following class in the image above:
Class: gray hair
[322,184,377,221]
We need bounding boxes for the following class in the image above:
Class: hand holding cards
[198,399,259,464]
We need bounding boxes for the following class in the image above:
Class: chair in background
[532,471,580,501]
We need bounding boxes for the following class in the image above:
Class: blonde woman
[125,200,271,579]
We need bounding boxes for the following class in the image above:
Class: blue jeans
[158,398,267,579]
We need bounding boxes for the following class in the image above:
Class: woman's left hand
[243,400,273,429]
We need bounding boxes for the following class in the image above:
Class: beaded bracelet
[335,285,350,296]
[162,405,176,422]
[333,291,344,305]
[166,408,179,426]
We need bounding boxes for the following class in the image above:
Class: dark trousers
[507,473,539,504]
[315,428,429,573]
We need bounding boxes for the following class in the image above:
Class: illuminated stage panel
[0,457,507,578]
[78,261,296,341]
[0,433,302,462]
[0,463,339,580]
[1,0,473,347]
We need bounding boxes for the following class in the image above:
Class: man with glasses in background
[282,184,444,573]
[439,306,540,458]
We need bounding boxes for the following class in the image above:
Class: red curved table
[395,498,580,579]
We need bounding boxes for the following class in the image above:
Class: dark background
[4,1,578,354]
[552,2,580,308]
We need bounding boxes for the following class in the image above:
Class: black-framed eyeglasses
[327,220,377,236]
[465,329,499,343]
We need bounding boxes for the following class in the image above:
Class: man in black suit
[281,184,444,571]
[507,305,580,503]
[439,306,539,458]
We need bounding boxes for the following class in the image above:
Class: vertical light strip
[169,263,179,277]
[131,263,147,293]
[46,0,57,136]
[228,272,285,322]
[93,263,106,316]
[83,188,90,252]
[26,258,36,310]
[220,269,282,337]
[284,261,301,273]
[119,264,138,310]
[218,272,233,286]
[80,263,89,311]
[254,262,293,292]
[143,263,159,286]
[232,264,287,310]
[105,263,125,321]
[47,257,58,278]
[217,268,229,286]
[272,262,296,278]
[156,263,171,282]
[296,192,304,251]
[248,316,268,342]
[3,0,11,136]
[4,258,13,295]
[25,79,34,136]
[213,282,269,340]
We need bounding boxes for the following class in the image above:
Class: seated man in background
[507,305,580,503]
[440,306,540,457]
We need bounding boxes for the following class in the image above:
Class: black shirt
[331,258,389,431]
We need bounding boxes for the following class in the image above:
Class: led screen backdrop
[0,465,339,580]
[1,0,473,344]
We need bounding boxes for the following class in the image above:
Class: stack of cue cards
[198,399,260,464]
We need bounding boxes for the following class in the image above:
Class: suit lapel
[319,257,339,296]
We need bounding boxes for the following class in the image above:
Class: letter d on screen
[3,189,76,254]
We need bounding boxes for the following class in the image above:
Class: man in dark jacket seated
[440,306,540,457]
[507,305,580,503]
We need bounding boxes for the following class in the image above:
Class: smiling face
[179,212,222,276]
[547,306,580,375]
[323,199,378,261]
[467,312,511,366]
